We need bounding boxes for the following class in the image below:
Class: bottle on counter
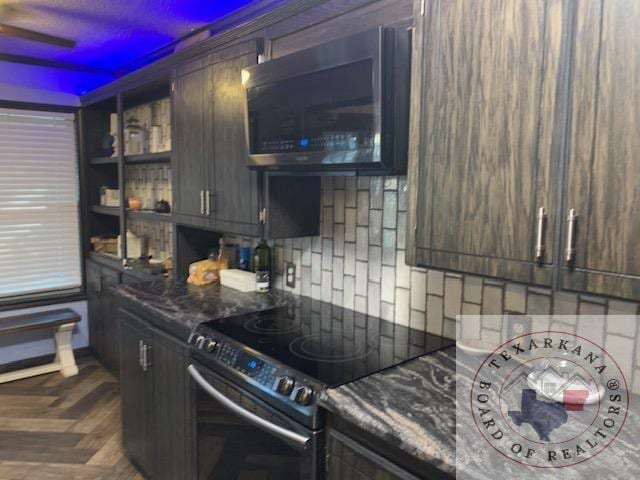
[254,239,271,293]
[239,239,252,271]
[216,238,231,271]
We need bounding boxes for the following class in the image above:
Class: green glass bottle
[254,239,271,293]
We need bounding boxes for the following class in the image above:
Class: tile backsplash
[225,176,640,393]
[125,164,172,211]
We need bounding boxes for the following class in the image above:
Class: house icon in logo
[527,366,603,410]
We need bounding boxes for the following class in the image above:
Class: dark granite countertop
[113,279,294,340]
[319,346,457,477]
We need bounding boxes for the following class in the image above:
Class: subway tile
[444,275,463,319]
[383,191,398,229]
[356,227,368,261]
[345,177,357,207]
[334,224,345,257]
[332,257,344,291]
[311,253,322,284]
[381,302,395,322]
[482,315,502,331]
[312,235,322,254]
[382,229,396,266]
[355,261,368,296]
[606,312,637,338]
[576,315,604,347]
[311,284,322,300]
[301,238,312,267]
[396,211,407,250]
[504,284,526,313]
[579,300,606,315]
[344,242,356,276]
[410,309,426,331]
[427,270,444,296]
[381,266,396,303]
[608,300,639,315]
[370,177,384,209]
[384,176,398,191]
[527,292,551,314]
[462,302,481,315]
[322,207,334,238]
[442,318,456,340]
[553,291,578,315]
[333,177,345,190]
[395,288,410,327]
[322,239,333,271]
[410,269,427,312]
[283,238,292,262]
[369,209,383,246]
[343,276,355,310]
[482,285,503,315]
[395,250,411,289]
[356,191,369,226]
[334,189,345,224]
[460,311,481,339]
[464,276,483,304]
[332,290,343,307]
[301,266,311,297]
[274,246,284,275]
[322,271,332,303]
[605,334,635,381]
[367,282,381,317]
[345,208,356,242]
[426,295,444,335]
[357,176,370,190]
[398,176,407,211]
[368,246,382,281]
[354,295,367,314]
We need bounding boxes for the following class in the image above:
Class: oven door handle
[187,364,311,450]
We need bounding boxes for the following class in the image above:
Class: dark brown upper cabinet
[172,58,209,228]
[406,0,573,285]
[171,39,320,239]
[560,0,640,300]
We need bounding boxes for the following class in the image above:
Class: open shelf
[91,205,121,216]
[89,156,119,165]
[127,209,173,223]
[125,151,171,165]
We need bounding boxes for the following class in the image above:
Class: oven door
[188,363,322,480]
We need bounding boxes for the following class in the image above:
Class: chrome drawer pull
[565,209,578,264]
[535,206,547,262]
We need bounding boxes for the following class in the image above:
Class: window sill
[0,290,87,313]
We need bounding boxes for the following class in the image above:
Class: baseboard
[0,347,91,374]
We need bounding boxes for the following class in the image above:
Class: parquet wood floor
[0,356,143,480]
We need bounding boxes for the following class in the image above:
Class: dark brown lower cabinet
[87,258,121,376]
[119,308,193,480]
[326,429,422,480]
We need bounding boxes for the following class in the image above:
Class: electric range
[186,299,453,479]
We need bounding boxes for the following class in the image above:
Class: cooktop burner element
[193,297,454,388]
[289,334,370,362]
[244,315,300,335]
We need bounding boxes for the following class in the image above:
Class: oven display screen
[237,353,264,377]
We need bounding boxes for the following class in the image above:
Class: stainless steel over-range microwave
[242,26,411,174]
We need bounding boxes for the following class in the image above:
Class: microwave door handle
[187,365,311,450]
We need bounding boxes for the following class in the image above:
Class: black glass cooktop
[201,299,454,388]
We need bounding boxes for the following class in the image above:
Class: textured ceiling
[0,0,256,95]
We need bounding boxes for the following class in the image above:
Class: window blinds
[0,107,82,300]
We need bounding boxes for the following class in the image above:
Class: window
[0,107,82,301]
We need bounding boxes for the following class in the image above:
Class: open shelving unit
[82,78,174,269]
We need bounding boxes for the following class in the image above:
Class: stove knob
[276,376,295,395]
[205,339,218,353]
[195,335,206,349]
[294,386,314,406]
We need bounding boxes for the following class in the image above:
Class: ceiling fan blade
[0,24,76,48]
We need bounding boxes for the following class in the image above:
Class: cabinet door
[119,309,153,477]
[173,62,208,225]
[101,267,121,376]
[150,330,193,480]
[560,0,640,300]
[86,260,103,361]
[406,0,572,285]
[207,45,260,236]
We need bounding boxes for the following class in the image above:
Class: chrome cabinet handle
[142,344,151,372]
[565,209,578,264]
[205,190,211,216]
[187,365,311,450]
[535,207,547,262]
[199,190,205,215]
[138,340,144,368]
